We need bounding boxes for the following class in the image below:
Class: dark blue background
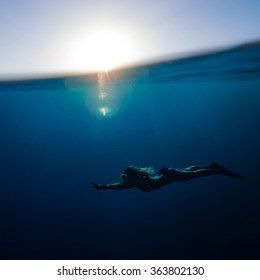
[1,48,260,259]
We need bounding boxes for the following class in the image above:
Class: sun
[69,28,137,72]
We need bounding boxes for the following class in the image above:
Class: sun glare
[66,27,137,118]
[69,28,137,72]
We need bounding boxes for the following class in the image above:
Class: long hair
[121,165,155,182]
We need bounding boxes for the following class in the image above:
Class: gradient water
[1,43,260,259]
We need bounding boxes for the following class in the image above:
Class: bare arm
[91,182,133,190]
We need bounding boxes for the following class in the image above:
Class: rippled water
[0,42,260,259]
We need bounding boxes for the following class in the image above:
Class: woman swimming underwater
[91,163,246,192]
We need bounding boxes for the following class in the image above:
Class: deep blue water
[1,43,260,259]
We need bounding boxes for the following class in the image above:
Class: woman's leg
[184,162,220,171]
[166,163,245,182]
[184,165,209,171]
[170,167,218,182]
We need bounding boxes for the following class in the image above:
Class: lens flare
[99,106,112,117]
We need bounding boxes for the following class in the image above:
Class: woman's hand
[91,182,104,190]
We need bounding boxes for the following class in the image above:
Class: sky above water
[0,0,260,78]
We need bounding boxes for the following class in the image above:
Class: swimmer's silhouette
[91,163,246,192]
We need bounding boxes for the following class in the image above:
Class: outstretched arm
[91,182,133,190]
